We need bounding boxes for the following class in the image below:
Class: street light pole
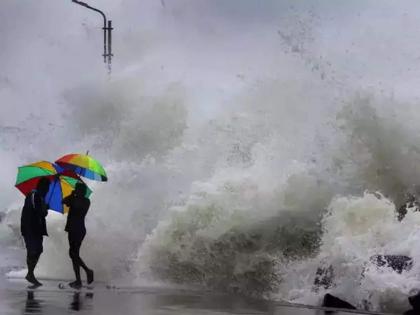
[72,0,113,69]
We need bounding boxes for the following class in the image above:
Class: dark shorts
[68,230,86,245]
[68,231,86,259]
[23,234,43,256]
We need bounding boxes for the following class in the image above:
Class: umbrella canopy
[15,161,91,213]
[55,153,107,182]
[47,175,92,214]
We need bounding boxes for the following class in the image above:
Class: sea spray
[138,166,333,297]
[3,2,420,313]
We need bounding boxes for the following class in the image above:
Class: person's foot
[69,280,82,289]
[86,269,94,284]
[25,274,42,287]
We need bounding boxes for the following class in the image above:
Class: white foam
[3,2,420,313]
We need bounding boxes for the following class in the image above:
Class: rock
[408,292,420,310]
[322,293,356,310]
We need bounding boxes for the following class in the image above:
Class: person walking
[21,177,50,286]
[62,182,94,288]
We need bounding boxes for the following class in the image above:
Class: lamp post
[72,0,113,69]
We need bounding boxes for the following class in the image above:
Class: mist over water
[3,0,420,312]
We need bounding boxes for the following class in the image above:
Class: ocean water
[2,0,420,314]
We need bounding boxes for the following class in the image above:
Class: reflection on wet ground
[19,290,95,314]
[7,288,269,315]
[24,291,41,313]
[0,280,381,315]
[69,292,94,312]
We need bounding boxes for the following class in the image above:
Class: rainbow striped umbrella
[55,153,107,182]
[15,161,91,213]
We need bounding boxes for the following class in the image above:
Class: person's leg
[70,261,81,287]
[24,236,43,286]
[26,252,35,280]
[25,255,42,286]
[24,236,33,278]
[68,234,82,288]
[76,233,94,284]
[77,256,94,284]
[77,254,89,272]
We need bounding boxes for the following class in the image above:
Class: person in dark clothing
[62,182,94,288]
[21,177,50,286]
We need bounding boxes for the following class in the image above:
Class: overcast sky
[2,0,420,127]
